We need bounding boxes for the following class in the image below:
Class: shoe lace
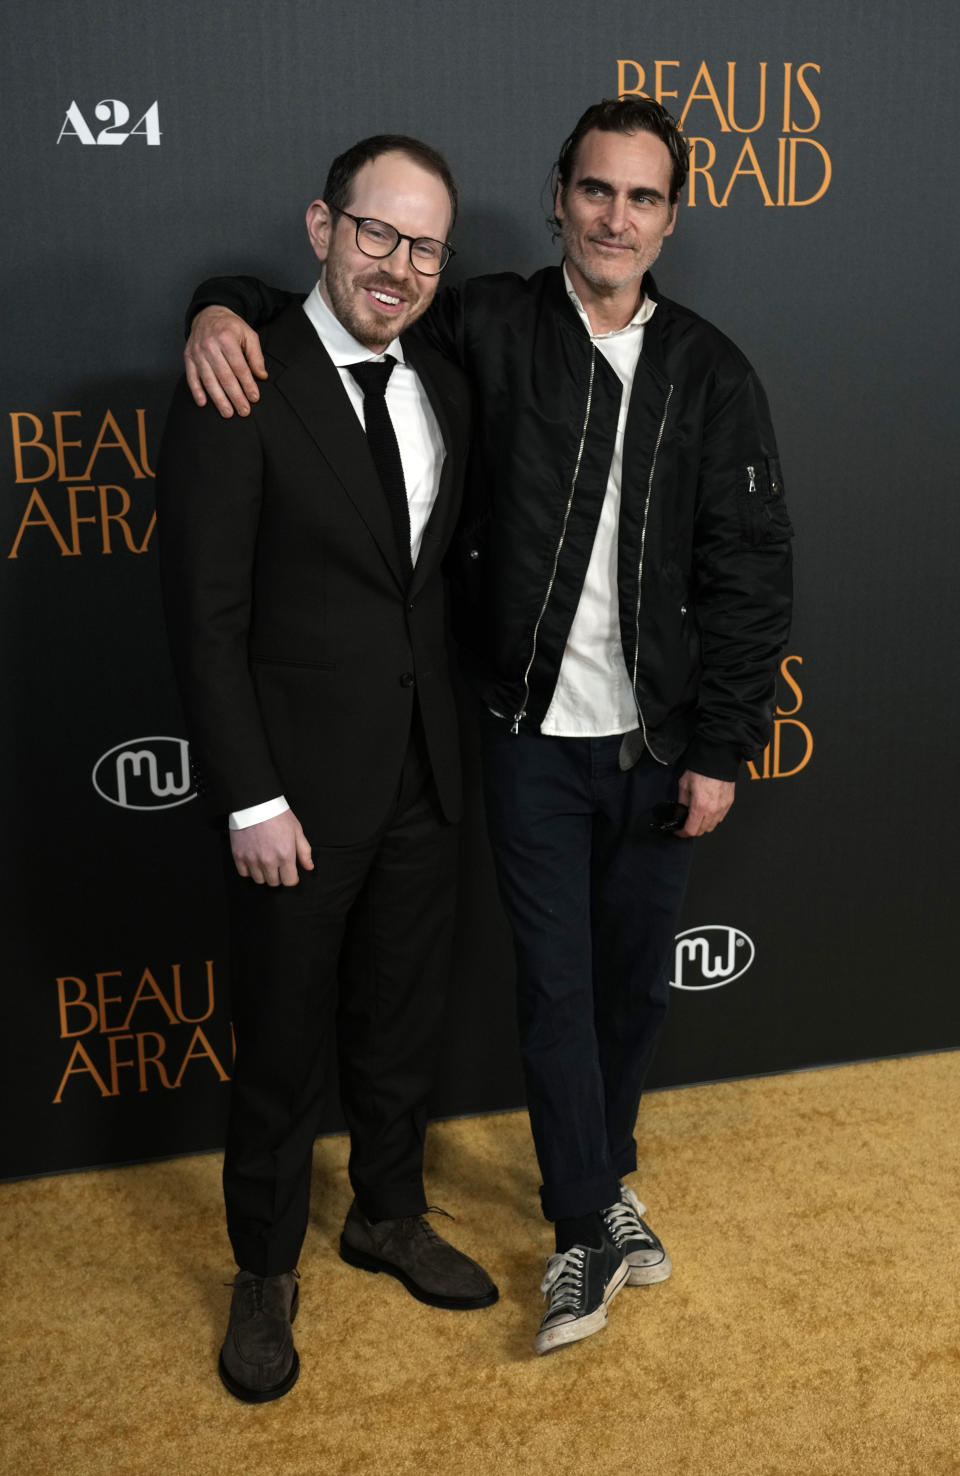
[396,1205,455,1241]
[603,1187,654,1250]
[620,1185,647,1219]
[223,1267,300,1310]
[221,1273,264,1319]
[540,1247,587,1311]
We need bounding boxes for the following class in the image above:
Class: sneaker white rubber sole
[534,1257,630,1356]
[626,1249,673,1286]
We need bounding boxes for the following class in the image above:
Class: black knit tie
[348,357,412,579]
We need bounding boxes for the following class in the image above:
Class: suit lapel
[266,305,406,589]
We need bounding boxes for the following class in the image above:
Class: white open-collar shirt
[540,265,657,738]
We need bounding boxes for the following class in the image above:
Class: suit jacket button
[399,672,415,688]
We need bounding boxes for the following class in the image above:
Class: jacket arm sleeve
[156,379,283,815]
[185,276,300,336]
[409,284,468,367]
[685,366,794,780]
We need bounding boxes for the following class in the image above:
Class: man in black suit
[157,135,497,1405]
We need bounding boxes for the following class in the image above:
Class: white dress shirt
[539,265,657,738]
[230,282,446,830]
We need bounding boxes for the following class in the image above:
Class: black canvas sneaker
[534,1237,629,1355]
[601,1184,672,1285]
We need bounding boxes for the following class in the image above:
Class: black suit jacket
[157,301,468,845]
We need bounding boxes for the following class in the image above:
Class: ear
[306,200,332,264]
[664,200,678,237]
[553,180,565,225]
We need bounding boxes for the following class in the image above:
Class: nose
[378,242,409,278]
[602,193,630,235]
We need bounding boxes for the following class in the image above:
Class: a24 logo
[58,100,161,147]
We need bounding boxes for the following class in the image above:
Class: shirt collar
[562,262,657,338]
[303,281,406,367]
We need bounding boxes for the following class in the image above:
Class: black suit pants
[222,722,459,1275]
[479,713,694,1222]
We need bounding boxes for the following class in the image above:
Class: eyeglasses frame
[330,207,456,276]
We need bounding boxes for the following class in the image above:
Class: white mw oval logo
[92,736,195,811]
[670,925,755,991]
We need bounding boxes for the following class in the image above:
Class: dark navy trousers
[480,714,694,1221]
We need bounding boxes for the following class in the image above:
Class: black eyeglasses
[332,208,455,275]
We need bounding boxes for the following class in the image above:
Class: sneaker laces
[620,1185,648,1219]
[603,1186,654,1250]
[540,1247,587,1312]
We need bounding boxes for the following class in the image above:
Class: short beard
[322,259,421,350]
[563,231,663,296]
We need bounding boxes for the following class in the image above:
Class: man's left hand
[676,770,735,837]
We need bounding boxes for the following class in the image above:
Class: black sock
[555,1212,604,1254]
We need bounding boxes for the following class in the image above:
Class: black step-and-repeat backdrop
[4,0,958,1179]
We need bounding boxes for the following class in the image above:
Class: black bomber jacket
[190,266,793,781]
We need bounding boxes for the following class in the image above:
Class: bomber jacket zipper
[511,346,597,733]
[631,383,673,764]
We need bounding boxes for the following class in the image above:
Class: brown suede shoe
[339,1202,498,1309]
[218,1269,300,1403]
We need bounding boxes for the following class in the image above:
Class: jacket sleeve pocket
[737,457,793,546]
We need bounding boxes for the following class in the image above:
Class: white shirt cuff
[228,796,290,830]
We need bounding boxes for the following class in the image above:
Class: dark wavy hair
[549,97,689,234]
[323,133,458,230]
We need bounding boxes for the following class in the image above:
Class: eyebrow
[576,175,668,204]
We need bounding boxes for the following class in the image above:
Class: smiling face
[306,150,453,352]
[555,127,678,327]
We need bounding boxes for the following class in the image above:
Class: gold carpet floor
[3,1052,959,1476]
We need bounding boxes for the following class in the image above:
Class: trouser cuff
[231,1235,301,1279]
[353,1184,429,1223]
[612,1140,638,1181]
[540,1167,622,1223]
